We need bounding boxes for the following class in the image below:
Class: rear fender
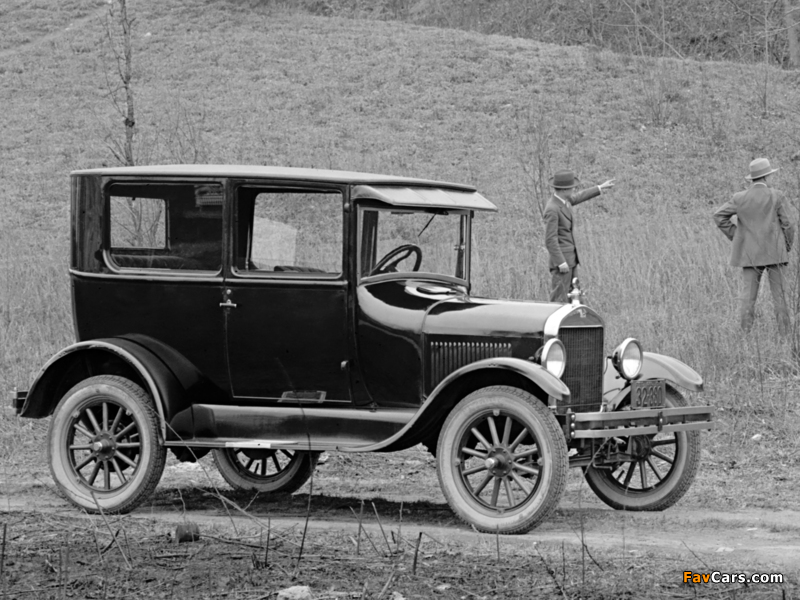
[19,336,226,441]
[346,357,570,452]
[604,352,704,411]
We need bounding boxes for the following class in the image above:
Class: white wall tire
[436,386,568,534]
[213,448,320,493]
[47,375,166,513]
[583,388,701,511]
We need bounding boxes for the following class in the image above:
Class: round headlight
[539,338,566,378]
[612,338,643,380]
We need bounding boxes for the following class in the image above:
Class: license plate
[630,379,666,409]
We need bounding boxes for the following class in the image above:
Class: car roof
[71,165,498,212]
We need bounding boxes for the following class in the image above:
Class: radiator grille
[559,327,604,413]
[430,341,512,388]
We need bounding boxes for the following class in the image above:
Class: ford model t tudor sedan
[13,165,713,534]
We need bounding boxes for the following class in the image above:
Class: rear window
[107,182,223,273]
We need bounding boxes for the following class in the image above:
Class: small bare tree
[785,0,800,67]
[103,0,136,166]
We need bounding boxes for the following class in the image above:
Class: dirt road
[3,458,799,572]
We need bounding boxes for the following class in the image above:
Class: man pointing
[543,169,615,302]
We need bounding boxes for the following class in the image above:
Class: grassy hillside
[2,0,800,510]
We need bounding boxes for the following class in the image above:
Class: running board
[165,437,362,452]
[167,404,417,449]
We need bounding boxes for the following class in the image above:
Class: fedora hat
[549,169,580,189]
[745,158,779,180]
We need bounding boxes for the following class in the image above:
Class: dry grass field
[2,0,800,597]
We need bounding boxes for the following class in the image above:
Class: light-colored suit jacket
[713,184,794,267]
[543,186,601,270]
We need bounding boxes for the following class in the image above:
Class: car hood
[357,279,603,337]
[423,296,556,337]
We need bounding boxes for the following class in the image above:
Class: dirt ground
[2,449,799,599]
[4,465,800,569]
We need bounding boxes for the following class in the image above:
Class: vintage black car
[13,165,713,534]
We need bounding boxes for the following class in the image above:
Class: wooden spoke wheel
[48,375,166,513]
[584,388,701,511]
[437,386,568,534]
[213,447,320,494]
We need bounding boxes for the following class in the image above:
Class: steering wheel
[369,244,422,276]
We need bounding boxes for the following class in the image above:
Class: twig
[420,532,444,546]
[0,523,6,584]
[348,507,382,557]
[0,584,65,596]
[293,448,315,579]
[200,492,276,539]
[293,492,312,578]
[535,545,568,599]
[375,570,395,600]
[681,540,710,570]
[61,534,69,600]
[495,524,501,562]
[89,520,105,567]
[396,500,403,555]
[202,534,287,552]
[565,523,604,571]
[99,529,120,556]
[243,491,261,513]
[412,531,423,575]
[90,492,131,569]
[371,502,393,555]
[121,525,132,561]
[265,518,270,567]
[356,500,364,555]
[162,424,238,532]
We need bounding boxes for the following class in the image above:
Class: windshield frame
[356,202,472,285]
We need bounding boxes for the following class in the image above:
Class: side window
[235,189,343,276]
[110,196,167,249]
[107,182,223,273]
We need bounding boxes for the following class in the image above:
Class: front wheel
[583,388,701,511]
[48,375,166,513]
[213,448,320,493]
[436,386,568,534]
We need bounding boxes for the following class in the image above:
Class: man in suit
[713,157,794,332]
[544,169,615,302]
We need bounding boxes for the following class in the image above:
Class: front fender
[604,352,704,411]
[430,356,571,402]
[343,357,569,452]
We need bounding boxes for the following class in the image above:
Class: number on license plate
[630,379,665,409]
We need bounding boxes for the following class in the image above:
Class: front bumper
[565,406,714,439]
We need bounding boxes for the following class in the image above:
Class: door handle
[219,300,238,308]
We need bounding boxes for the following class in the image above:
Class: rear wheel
[436,386,568,534]
[48,375,166,513]
[583,388,701,510]
[213,448,320,493]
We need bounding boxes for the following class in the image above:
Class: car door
[74,179,228,390]
[223,183,351,403]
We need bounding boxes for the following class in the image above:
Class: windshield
[359,207,469,281]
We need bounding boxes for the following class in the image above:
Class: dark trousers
[740,264,790,332]
[550,265,577,303]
